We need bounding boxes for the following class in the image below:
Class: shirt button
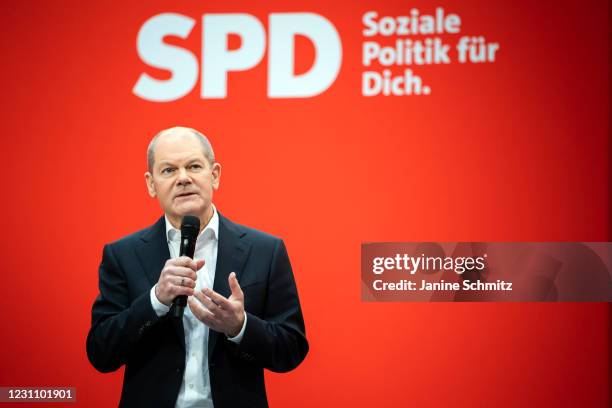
[189,384,194,389]
[192,353,196,357]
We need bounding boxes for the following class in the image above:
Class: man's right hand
[155,256,205,306]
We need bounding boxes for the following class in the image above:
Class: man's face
[145,131,220,228]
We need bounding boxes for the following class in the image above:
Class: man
[86,127,308,408]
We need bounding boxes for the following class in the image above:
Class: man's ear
[211,162,221,190]
[145,172,157,198]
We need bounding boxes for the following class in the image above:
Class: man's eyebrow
[156,160,175,167]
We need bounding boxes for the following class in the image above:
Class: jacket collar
[209,213,251,357]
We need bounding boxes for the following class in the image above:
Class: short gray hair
[147,127,215,172]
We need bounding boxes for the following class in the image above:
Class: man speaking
[86,127,308,407]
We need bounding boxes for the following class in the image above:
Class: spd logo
[133,12,343,101]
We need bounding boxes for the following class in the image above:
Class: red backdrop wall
[0,0,609,407]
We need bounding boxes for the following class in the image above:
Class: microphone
[171,215,200,318]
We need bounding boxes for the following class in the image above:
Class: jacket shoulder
[222,215,283,246]
[106,217,165,249]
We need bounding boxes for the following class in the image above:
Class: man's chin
[173,202,208,218]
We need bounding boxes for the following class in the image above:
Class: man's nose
[176,167,192,184]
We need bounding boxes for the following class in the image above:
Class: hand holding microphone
[154,256,204,306]
[153,215,202,318]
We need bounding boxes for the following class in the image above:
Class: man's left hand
[188,272,245,337]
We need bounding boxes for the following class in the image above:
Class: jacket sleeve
[234,239,309,372]
[86,243,160,373]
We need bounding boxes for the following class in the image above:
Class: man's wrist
[228,313,245,337]
[150,285,170,317]
[227,311,247,343]
[154,284,167,306]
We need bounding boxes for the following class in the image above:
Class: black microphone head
[180,215,200,238]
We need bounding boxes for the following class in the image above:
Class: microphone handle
[171,236,197,318]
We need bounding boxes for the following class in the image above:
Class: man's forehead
[148,127,213,171]
[154,138,206,165]
[155,146,207,162]
[156,154,206,165]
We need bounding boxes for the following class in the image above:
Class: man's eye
[189,164,203,170]
[161,168,175,175]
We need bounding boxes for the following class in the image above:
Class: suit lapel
[136,216,170,286]
[208,213,251,359]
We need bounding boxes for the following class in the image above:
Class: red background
[0,0,609,406]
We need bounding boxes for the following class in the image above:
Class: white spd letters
[133,12,342,101]
[201,14,266,99]
[133,14,198,102]
[268,13,342,98]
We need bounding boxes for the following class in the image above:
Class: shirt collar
[165,204,219,243]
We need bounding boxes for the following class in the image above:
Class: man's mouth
[176,192,197,199]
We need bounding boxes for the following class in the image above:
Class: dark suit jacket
[86,213,308,407]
